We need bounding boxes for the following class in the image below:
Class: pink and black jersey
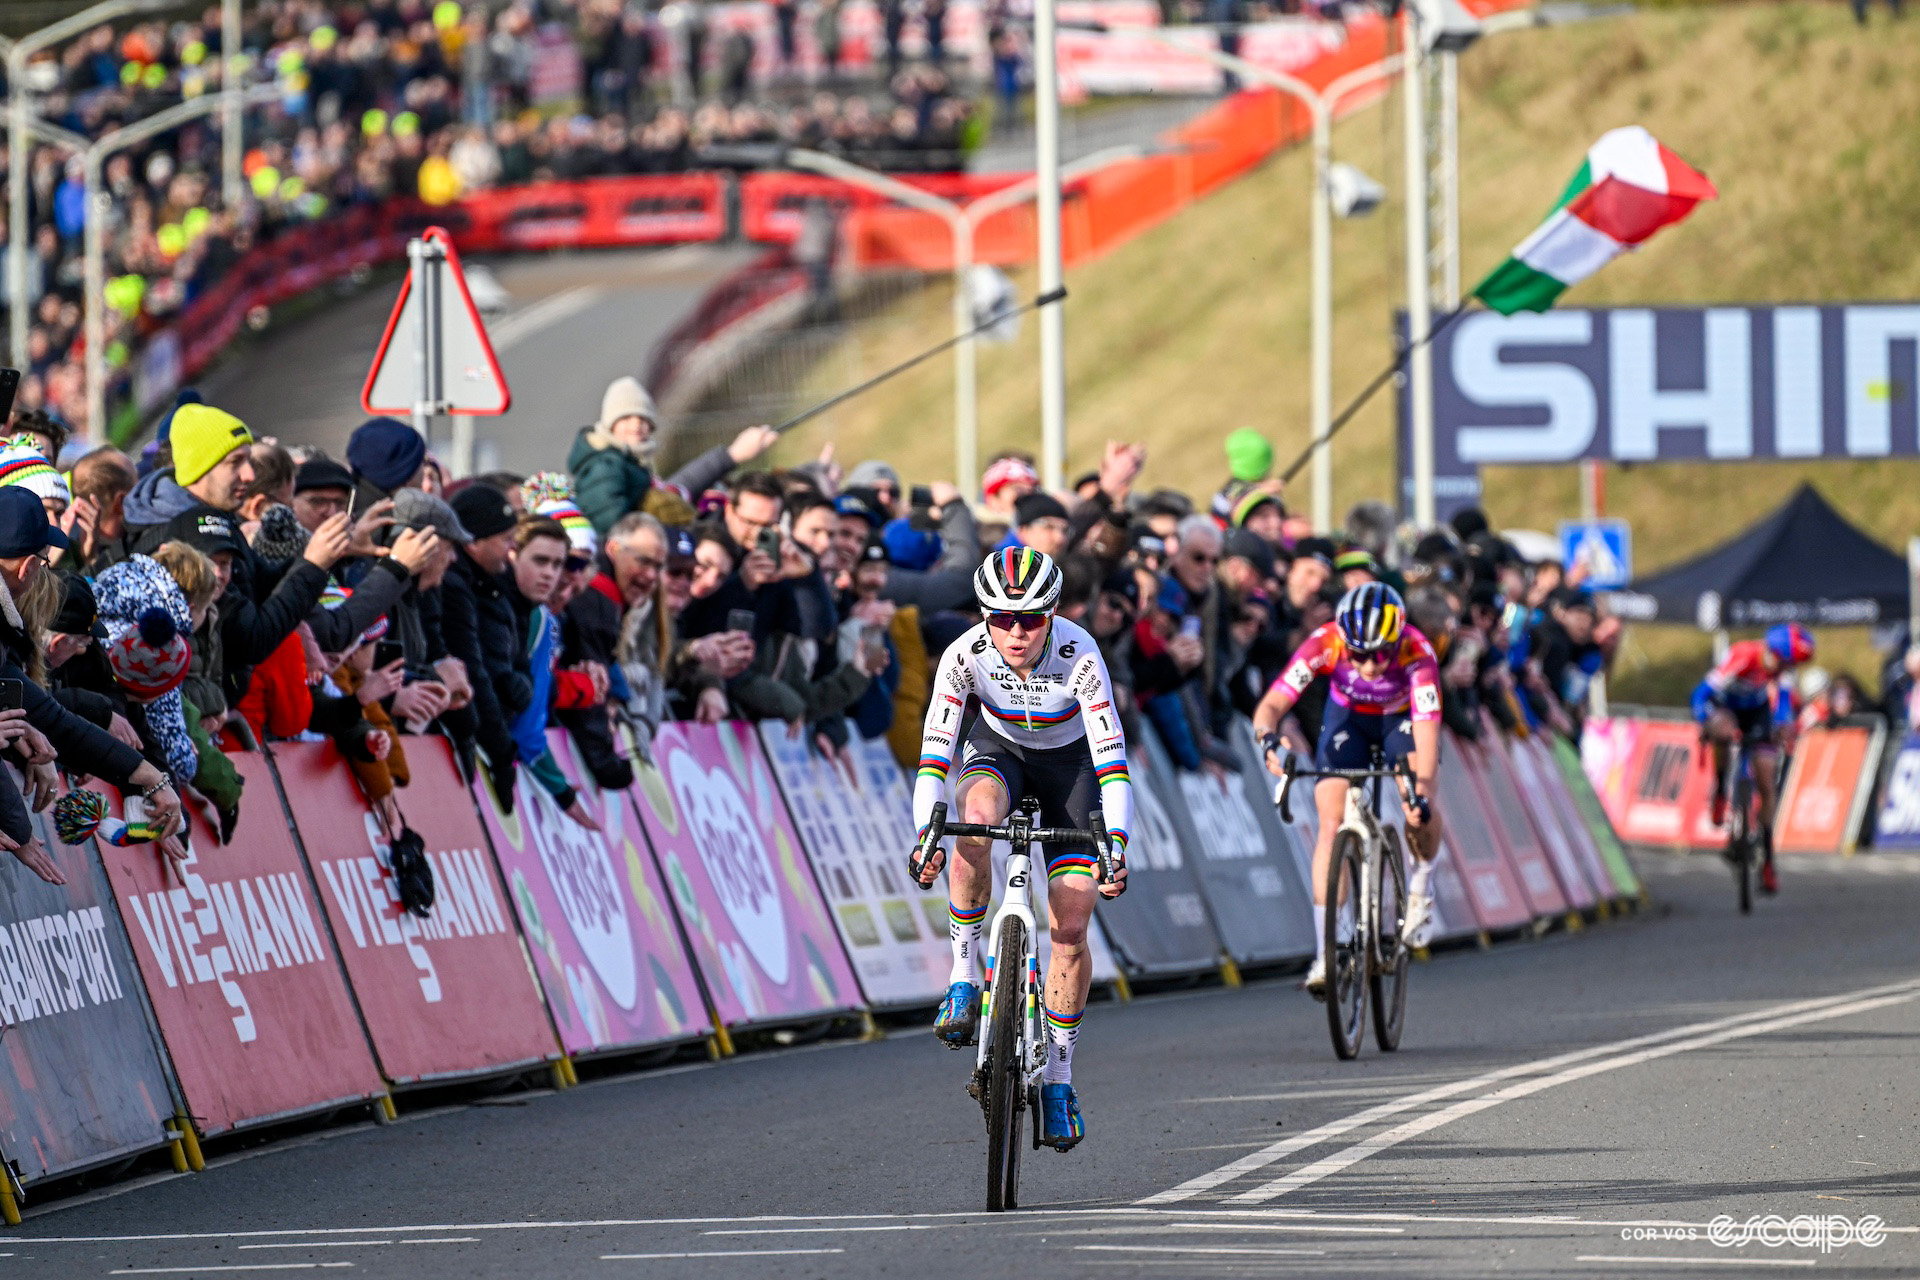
[1270,622,1443,722]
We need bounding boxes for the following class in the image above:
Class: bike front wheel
[984,916,1027,1212]
[1325,830,1367,1061]
[1731,773,1754,916]
[1370,829,1410,1052]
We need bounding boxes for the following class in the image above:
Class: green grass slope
[772,3,1920,699]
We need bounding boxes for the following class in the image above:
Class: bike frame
[976,848,1042,1088]
[1273,753,1416,972]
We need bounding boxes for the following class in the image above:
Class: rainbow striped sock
[948,900,987,985]
[1042,1005,1083,1083]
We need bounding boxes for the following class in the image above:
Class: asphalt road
[8,849,1919,1278]
[196,243,758,475]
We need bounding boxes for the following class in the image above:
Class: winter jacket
[131,497,332,706]
[439,551,523,773]
[664,441,737,502]
[567,426,653,535]
[880,500,981,612]
[558,566,633,790]
[331,662,412,803]
[234,631,314,742]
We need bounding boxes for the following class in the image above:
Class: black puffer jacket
[439,551,525,771]
[133,502,331,705]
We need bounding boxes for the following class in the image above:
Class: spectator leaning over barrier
[384,488,470,737]
[505,516,602,830]
[63,447,138,575]
[0,491,186,883]
[44,572,134,744]
[444,483,526,799]
[568,376,658,536]
[130,406,354,708]
[151,539,245,842]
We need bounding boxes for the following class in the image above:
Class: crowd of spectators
[0,353,1642,889]
[5,0,979,439]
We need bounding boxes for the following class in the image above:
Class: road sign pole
[408,237,432,439]
[366,225,510,473]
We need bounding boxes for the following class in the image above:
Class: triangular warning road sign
[362,226,511,416]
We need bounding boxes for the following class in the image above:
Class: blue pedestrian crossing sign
[1558,519,1632,589]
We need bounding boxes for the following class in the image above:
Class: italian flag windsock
[1472,126,1717,316]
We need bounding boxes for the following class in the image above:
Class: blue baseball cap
[881,517,940,571]
[834,489,886,529]
[0,487,67,557]
[667,526,696,565]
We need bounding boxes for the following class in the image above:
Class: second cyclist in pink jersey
[1251,582,1443,998]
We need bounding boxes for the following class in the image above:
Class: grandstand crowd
[4,0,981,438]
[0,361,1644,883]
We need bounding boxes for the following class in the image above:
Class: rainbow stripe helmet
[975,546,1063,613]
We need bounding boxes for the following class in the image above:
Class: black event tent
[1604,484,1909,630]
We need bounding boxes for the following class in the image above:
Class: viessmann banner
[1398,303,1920,511]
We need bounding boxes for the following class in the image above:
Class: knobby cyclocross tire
[984,915,1026,1212]
[1324,831,1367,1061]
[1732,772,1754,916]
[1371,829,1410,1052]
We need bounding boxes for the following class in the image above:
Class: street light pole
[7,0,173,368]
[1401,15,1437,528]
[85,84,277,440]
[1034,0,1067,491]
[1079,26,1400,532]
[222,0,244,209]
[786,146,1144,499]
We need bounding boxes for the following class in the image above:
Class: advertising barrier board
[1775,722,1884,855]
[476,731,711,1057]
[1553,736,1642,897]
[628,723,863,1028]
[757,723,951,1008]
[1089,744,1226,977]
[272,742,559,1083]
[1432,738,1536,930]
[92,761,384,1135]
[0,790,181,1183]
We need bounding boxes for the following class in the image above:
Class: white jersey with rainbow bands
[912,616,1133,854]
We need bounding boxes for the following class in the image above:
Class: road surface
[8,850,1918,1277]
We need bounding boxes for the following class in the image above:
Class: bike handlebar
[908,800,1123,893]
[1265,750,1416,825]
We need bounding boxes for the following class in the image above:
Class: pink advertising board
[476,731,712,1057]
[627,723,863,1029]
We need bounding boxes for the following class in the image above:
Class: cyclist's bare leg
[1752,748,1781,830]
[1310,777,1349,906]
[943,773,1008,985]
[1042,875,1096,1083]
[1403,807,1442,863]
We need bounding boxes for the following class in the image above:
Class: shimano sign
[1399,303,1920,513]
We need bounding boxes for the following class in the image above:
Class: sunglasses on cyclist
[1348,645,1395,664]
[986,611,1051,633]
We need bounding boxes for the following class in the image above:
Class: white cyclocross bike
[909,796,1118,1212]
[1271,748,1419,1060]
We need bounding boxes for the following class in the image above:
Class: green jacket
[567,427,653,535]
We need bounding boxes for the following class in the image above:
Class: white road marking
[1142,977,1920,1204]
[111,1266,354,1275]
[238,1242,392,1249]
[1169,1222,1403,1235]
[705,1225,944,1235]
[1230,987,1918,1202]
[1075,1245,1326,1257]
[484,287,608,351]
[1574,1256,1816,1268]
[400,1238,479,1244]
[603,1249,845,1260]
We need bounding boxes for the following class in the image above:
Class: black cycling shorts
[955,721,1099,881]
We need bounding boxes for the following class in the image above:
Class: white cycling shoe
[1402,887,1435,949]
[1304,954,1327,1001]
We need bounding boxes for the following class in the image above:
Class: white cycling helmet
[974,547,1063,613]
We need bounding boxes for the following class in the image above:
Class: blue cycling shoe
[1038,1082,1085,1151]
[933,981,980,1048]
